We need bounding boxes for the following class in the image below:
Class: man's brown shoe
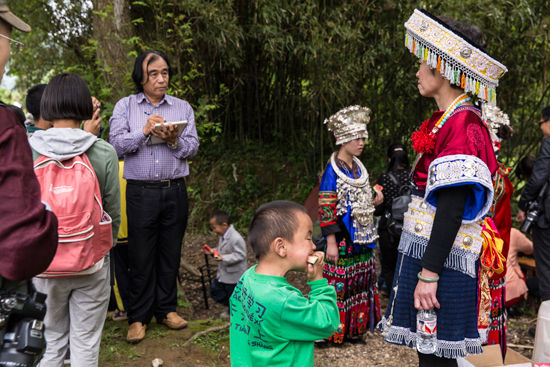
[126,322,146,343]
[162,312,188,330]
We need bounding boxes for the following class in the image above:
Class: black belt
[127,178,185,189]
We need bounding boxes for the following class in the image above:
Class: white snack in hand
[307,255,319,265]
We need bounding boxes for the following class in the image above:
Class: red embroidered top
[413,107,498,190]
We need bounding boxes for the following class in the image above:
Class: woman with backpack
[374,144,410,295]
[29,73,120,366]
[318,105,383,344]
[379,10,506,366]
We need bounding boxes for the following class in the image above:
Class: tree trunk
[92,0,133,104]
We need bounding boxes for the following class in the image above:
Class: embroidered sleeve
[425,154,494,223]
[318,165,338,229]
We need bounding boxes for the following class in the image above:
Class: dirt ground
[99,233,538,366]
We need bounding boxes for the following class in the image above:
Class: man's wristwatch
[168,140,178,150]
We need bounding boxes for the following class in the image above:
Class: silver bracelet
[417,271,439,283]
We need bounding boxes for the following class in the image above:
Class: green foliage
[5,0,550,231]
[186,140,317,232]
[0,86,22,105]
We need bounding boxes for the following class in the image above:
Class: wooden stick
[507,343,534,349]
[182,322,230,347]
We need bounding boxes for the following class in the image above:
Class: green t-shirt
[229,265,339,366]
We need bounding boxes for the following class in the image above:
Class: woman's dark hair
[386,143,410,172]
[497,125,513,141]
[40,73,92,122]
[132,50,173,93]
[516,155,535,180]
[542,105,550,122]
[26,84,47,120]
[2,103,26,128]
[436,15,487,51]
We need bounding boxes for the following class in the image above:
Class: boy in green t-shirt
[229,200,339,366]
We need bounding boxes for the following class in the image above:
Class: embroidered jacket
[400,106,499,277]
[318,158,377,247]
[414,106,498,218]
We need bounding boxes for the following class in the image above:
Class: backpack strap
[387,171,399,186]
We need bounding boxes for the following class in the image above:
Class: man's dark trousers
[126,178,188,324]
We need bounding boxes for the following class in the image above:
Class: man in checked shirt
[109,50,199,343]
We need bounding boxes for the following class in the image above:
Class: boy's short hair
[210,209,231,225]
[26,84,47,121]
[248,200,307,259]
[40,73,93,122]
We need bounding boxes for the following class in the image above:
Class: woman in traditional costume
[318,106,382,343]
[380,9,507,366]
[479,106,514,357]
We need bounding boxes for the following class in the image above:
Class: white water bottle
[416,309,437,354]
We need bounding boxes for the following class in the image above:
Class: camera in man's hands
[521,201,541,233]
[0,290,47,367]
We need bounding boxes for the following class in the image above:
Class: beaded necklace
[411,93,470,155]
[329,152,377,244]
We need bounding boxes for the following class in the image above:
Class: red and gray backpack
[33,153,113,277]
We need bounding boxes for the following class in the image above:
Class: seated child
[230,200,339,367]
[202,210,247,308]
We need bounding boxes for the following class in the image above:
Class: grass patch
[127,347,143,360]
[192,323,230,357]
[99,320,132,365]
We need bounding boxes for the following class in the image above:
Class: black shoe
[314,340,330,348]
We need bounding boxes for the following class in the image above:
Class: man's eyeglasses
[0,33,24,51]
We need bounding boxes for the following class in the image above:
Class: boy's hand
[307,251,325,282]
[212,249,222,261]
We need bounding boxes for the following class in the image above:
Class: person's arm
[518,138,550,211]
[220,235,247,266]
[373,174,386,217]
[171,103,199,160]
[414,186,468,310]
[101,144,121,246]
[0,117,58,281]
[319,166,340,237]
[421,186,469,274]
[319,166,340,262]
[109,97,148,156]
[275,279,339,341]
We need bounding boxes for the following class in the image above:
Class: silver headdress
[324,105,371,145]
[404,9,507,105]
[483,104,512,152]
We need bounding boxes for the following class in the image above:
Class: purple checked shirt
[109,93,199,180]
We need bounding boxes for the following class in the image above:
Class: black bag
[385,172,412,238]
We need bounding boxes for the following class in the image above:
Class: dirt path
[99,233,537,366]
